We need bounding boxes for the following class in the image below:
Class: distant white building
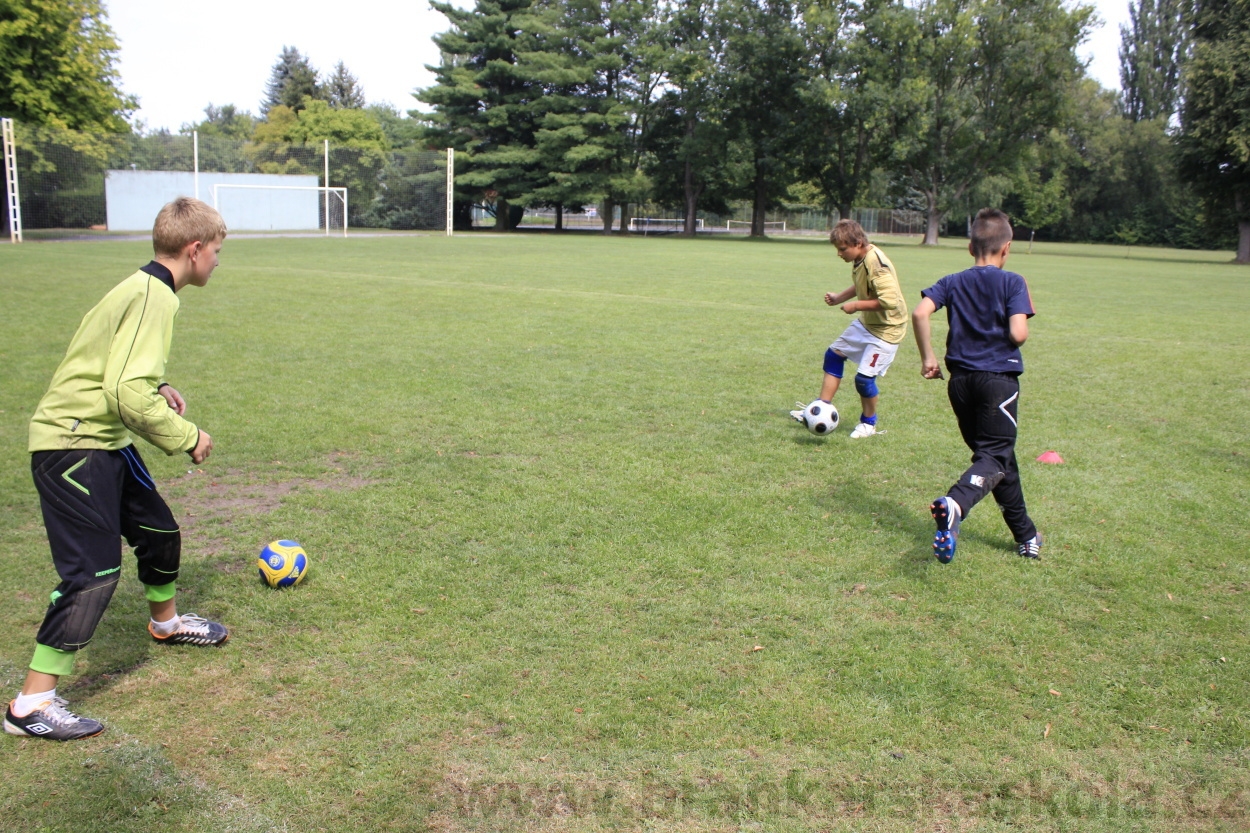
[105,171,320,231]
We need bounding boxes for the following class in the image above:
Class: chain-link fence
[518,203,925,236]
[1,123,448,235]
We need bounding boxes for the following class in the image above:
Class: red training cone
[1036,451,1064,464]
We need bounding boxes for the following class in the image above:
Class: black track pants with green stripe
[30,447,181,651]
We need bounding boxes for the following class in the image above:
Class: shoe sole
[4,717,105,740]
[931,499,957,564]
[150,633,229,646]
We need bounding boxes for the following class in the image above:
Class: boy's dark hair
[830,219,869,248]
[969,208,1013,258]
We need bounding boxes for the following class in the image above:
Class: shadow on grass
[65,558,227,700]
[817,473,1020,577]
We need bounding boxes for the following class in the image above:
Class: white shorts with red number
[831,319,899,378]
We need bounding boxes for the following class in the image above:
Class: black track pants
[945,371,1037,543]
[30,447,180,651]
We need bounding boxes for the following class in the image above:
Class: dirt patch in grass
[158,455,380,558]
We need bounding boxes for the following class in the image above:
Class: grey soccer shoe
[790,402,808,424]
[5,697,104,741]
[149,613,229,646]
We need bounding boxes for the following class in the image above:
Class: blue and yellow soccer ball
[257,540,308,588]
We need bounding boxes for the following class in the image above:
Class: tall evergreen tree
[262,46,320,116]
[419,0,545,230]
[1178,0,1250,262]
[1118,0,1188,122]
[325,61,366,109]
[0,0,133,130]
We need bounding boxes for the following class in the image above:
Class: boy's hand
[158,384,186,416]
[921,359,944,380]
[190,430,213,464]
[841,301,858,314]
[824,292,839,306]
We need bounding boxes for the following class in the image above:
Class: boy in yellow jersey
[791,219,908,438]
[6,198,229,742]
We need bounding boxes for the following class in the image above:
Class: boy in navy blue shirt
[912,208,1042,563]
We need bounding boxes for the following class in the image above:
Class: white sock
[13,688,56,717]
[150,614,181,636]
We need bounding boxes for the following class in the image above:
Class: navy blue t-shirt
[920,265,1035,374]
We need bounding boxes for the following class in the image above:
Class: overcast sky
[108,0,1131,133]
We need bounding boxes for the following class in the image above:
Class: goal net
[726,219,786,232]
[212,184,347,235]
[628,217,703,233]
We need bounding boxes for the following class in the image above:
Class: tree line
[1,0,1247,259]
[418,0,1247,258]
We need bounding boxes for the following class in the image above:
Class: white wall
[105,171,321,231]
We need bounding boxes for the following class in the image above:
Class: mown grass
[0,231,1246,832]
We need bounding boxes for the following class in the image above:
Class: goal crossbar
[726,219,786,231]
[629,217,703,232]
[211,183,348,236]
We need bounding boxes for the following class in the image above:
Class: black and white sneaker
[1016,534,1043,559]
[5,697,104,741]
[149,613,229,646]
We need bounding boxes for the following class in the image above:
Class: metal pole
[446,148,454,236]
[324,140,330,237]
[193,130,199,200]
[2,118,22,243]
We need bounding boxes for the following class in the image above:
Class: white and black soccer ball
[803,400,840,436]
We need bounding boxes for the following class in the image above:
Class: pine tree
[325,61,366,109]
[1118,0,1188,122]
[419,0,546,230]
[262,46,320,115]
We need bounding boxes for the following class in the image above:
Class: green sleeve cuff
[30,643,77,677]
[144,581,177,603]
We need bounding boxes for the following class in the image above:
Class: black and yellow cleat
[5,697,104,741]
[149,613,229,646]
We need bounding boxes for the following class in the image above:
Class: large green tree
[644,0,738,236]
[798,0,894,221]
[0,0,132,130]
[720,0,808,236]
[420,0,546,230]
[1118,0,1188,122]
[1178,0,1250,263]
[881,0,1090,244]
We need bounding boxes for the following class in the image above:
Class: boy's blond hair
[970,208,1013,258]
[830,219,869,248]
[152,197,228,257]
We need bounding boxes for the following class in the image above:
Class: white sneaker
[789,402,808,424]
[849,421,878,439]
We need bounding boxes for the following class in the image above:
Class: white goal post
[628,217,704,233]
[211,183,348,236]
[726,219,786,232]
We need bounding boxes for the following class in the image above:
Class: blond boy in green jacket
[6,198,228,741]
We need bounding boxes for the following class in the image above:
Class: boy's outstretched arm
[912,297,943,379]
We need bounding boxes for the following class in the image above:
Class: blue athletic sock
[860,413,877,425]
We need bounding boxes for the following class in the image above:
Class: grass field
[0,231,1247,832]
